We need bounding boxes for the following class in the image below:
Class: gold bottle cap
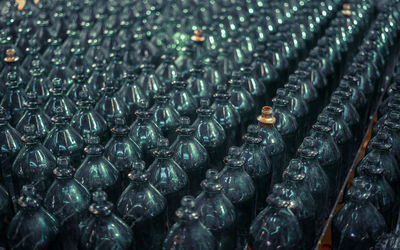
[4,49,18,63]
[343,3,351,10]
[257,106,276,126]
[191,30,205,43]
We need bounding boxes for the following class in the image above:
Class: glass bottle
[375,215,400,249]
[241,125,272,212]
[171,117,208,196]
[48,48,74,89]
[211,84,241,149]
[297,137,330,221]
[104,117,142,184]
[332,178,387,250]
[79,189,134,250]
[0,49,29,86]
[129,100,163,164]
[187,61,213,106]
[137,60,164,102]
[272,96,299,160]
[163,195,216,250]
[12,124,56,196]
[249,189,302,250]
[25,59,50,105]
[7,185,59,250]
[257,106,286,185]
[87,56,107,101]
[204,51,223,92]
[193,98,226,170]
[74,135,120,201]
[106,46,126,88]
[330,91,360,134]
[169,75,198,122]
[195,169,236,250]
[43,106,84,166]
[148,138,188,224]
[156,50,178,90]
[44,156,90,250]
[357,160,397,229]
[219,146,255,249]
[118,71,148,117]
[117,160,167,249]
[284,83,310,139]
[67,70,96,103]
[151,87,181,142]
[95,76,131,127]
[0,71,26,125]
[227,71,255,134]
[44,77,77,118]
[240,65,266,113]
[70,90,109,143]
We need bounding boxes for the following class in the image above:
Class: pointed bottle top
[89,189,114,216]
[22,124,39,143]
[201,169,222,193]
[257,106,276,125]
[282,159,306,181]
[243,125,262,144]
[53,156,75,178]
[176,195,199,221]
[18,184,42,208]
[224,146,244,167]
[111,117,129,135]
[128,160,150,182]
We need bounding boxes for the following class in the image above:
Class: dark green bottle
[118,71,148,117]
[257,106,286,185]
[70,90,109,143]
[80,189,134,250]
[211,84,241,149]
[12,124,56,196]
[0,71,26,126]
[187,61,214,106]
[219,146,255,249]
[163,195,216,250]
[117,161,167,250]
[148,138,188,224]
[74,135,120,201]
[193,98,226,170]
[44,156,90,250]
[241,125,272,212]
[7,185,59,250]
[171,117,208,196]
[169,75,198,122]
[44,78,77,118]
[195,169,236,250]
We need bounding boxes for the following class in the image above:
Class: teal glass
[187,62,214,105]
[67,70,96,103]
[297,138,330,223]
[0,184,10,242]
[79,189,134,250]
[309,123,341,200]
[241,66,266,113]
[106,48,127,88]
[44,78,77,118]
[25,59,50,105]
[12,124,56,196]
[219,146,255,249]
[249,189,302,250]
[44,156,90,250]
[43,107,84,166]
[163,196,216,250]
[22,37,48,74]
[74,135,120,200]
[117,161,167,250]
[156,51,178,90]
[0,49,30,87]
[48,49,74,89]
[195,169,236,250]
[204,51,223,92]
[151,87,181,142]
[332,178,387,250]
[104,117,142,178]
[16,91,52,142]
[169,75,198,122]
[330,91,360,133]
[0,71,26,126]
[87,56,107,101]
[257,106,286,185]
[227,71,255,133]
[281,166,317,249]
[193,99,226,170]
[240,125,272,212]
[7,185,59,250]
[70,90,109,143]
[272,96,299,160]
[129,100,163,164]
[137,61,164,101]
[175,46,195,76]
[95,76,131,127]
[148,138,188,224]
[0,106,22,180]
[211,84,241,149]
[118,71,148,117]
[171,117,208,196]
[356,160,397,229]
